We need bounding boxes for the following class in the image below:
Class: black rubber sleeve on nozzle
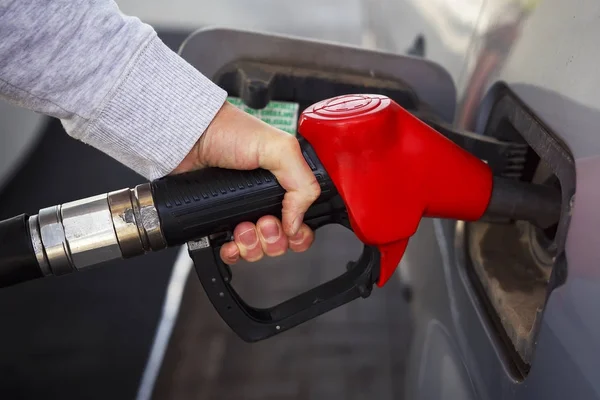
[484,176,562,229]
[0,214,42,288]
[151,140,337,247]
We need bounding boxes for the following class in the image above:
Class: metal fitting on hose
[130,184,167,252]
[27,183,167,277]
[108,184,167,258]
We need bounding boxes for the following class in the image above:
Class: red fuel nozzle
[298,94,493,286]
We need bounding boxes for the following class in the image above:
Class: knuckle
[281,134,300,150]
[308,179,321,200]
[281,136,302,158]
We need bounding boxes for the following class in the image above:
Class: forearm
[0,0,227,179]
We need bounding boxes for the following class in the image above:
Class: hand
[172,101,321,264]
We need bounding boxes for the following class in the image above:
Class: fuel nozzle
[1,94,564,288]
[0,93,567,343]
[27,184,167,279]
[298,94,564,285]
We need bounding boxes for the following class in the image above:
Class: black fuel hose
[0,214,42,288]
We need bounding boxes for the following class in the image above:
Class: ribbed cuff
[79,35,227,180]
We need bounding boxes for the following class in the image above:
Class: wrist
[171,101,234,175]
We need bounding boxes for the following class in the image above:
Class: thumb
[259,134,321,236]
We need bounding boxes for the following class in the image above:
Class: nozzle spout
[484,176,562,230]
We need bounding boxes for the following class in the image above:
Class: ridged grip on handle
[151,139,338,246]
[0,214,42,288]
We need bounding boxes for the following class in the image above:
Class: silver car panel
[367,0,600,398]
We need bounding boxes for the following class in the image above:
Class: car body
[157,1,593,394]
[365,0,600,398]
[1,1,597,398]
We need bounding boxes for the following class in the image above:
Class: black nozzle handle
[190,236,379,342]
[0,214,43,288]
[151,139,338,246]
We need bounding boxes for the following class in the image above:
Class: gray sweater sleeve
[0,0,228,180]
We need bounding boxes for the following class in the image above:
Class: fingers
[184,103,321,237]
[259,135,321,236]
[288,223,314,253]
[220,242,240,265]
[256,216,288,257]
[231,222,263,263]
[220,218,314,265]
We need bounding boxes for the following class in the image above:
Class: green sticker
[227,96,299,135]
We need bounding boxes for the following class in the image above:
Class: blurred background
[0,0,434,398]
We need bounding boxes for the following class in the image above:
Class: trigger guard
[189,219,379,343]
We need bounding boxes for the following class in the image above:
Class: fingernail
[227,246,239,259]
[238,228,258,248]
[291,215,303,235]
[260,220,281,244]
[289,230,304,245]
